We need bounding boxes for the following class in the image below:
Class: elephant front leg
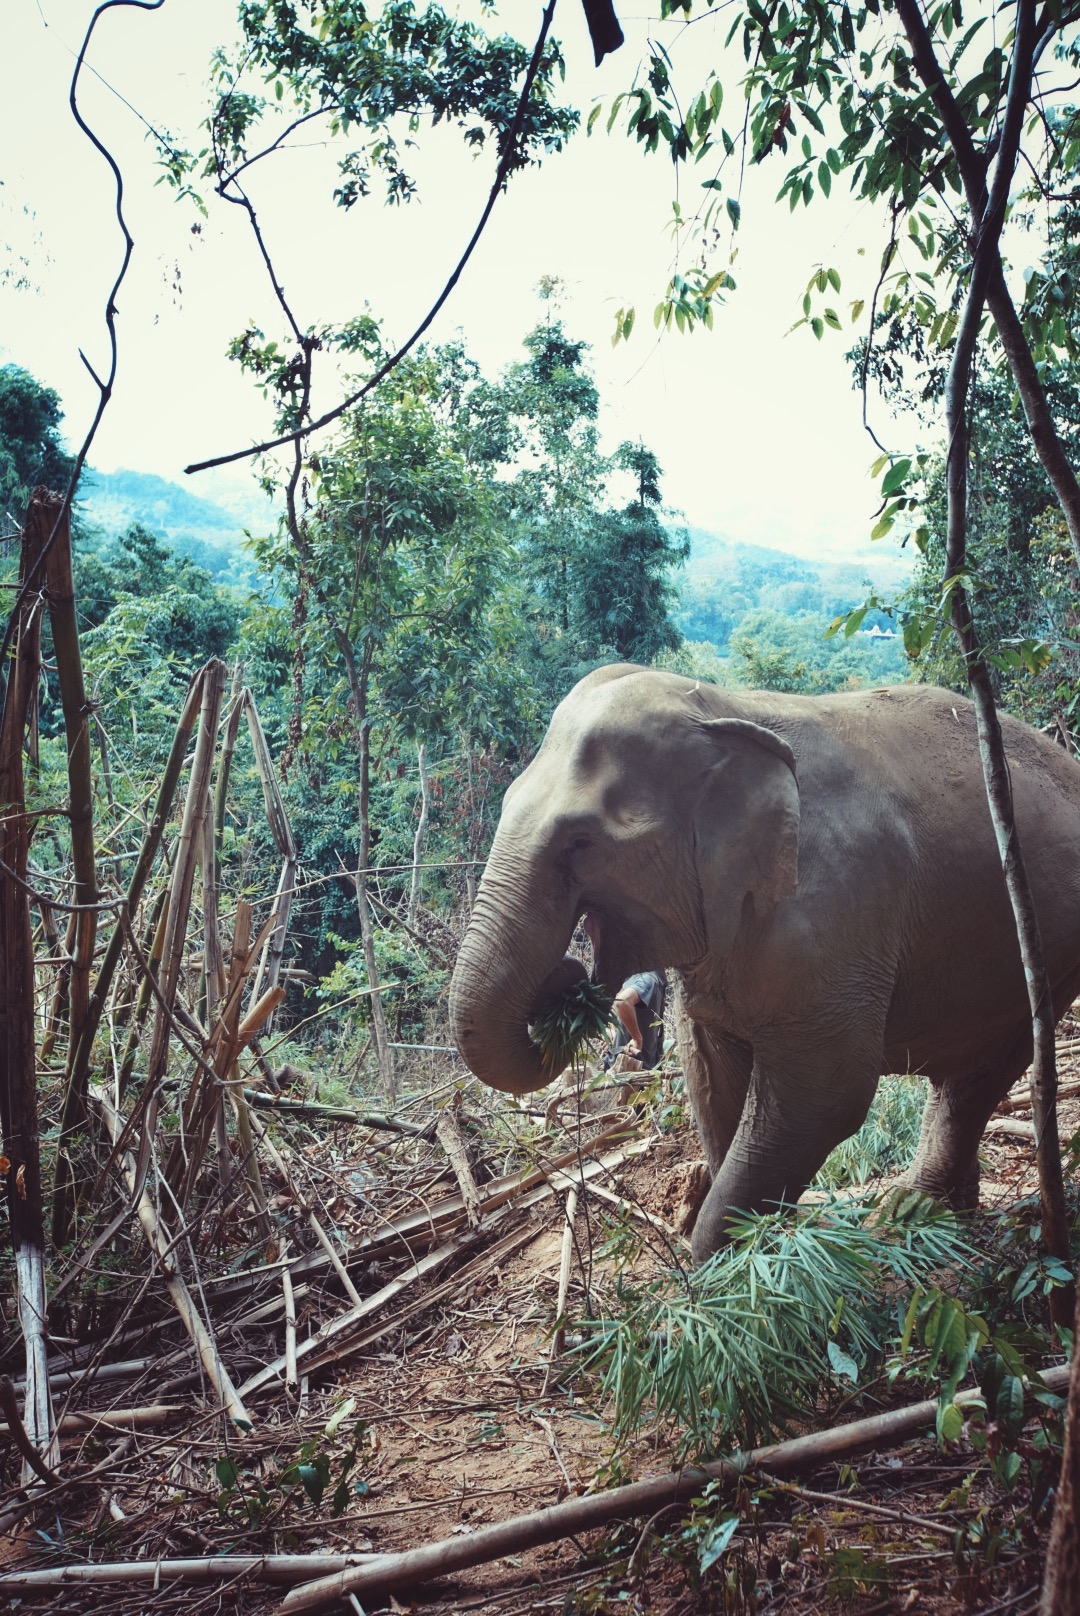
[677,1005,754,1176]
[690,1051,880,1264]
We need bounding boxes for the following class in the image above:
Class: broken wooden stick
[435,1094,483,1229]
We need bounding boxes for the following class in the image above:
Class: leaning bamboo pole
[136,660,226,1194]
[43,490,98,1077]
[0,500,55,1483]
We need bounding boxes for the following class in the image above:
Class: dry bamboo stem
[94,1087,253,1428]
[551,1186,578,1356]
[44,491,98,1073]
[277,1363,1073,1613]
[0,1403,179,1439]
[142,659,227,1174]
[435,1095,482,1229]
[244,690,297,1037]
[282,1240,298,1392]
[56,672,204,1236]
[0,1553,380,1591]
[407,739,429,928]
[0,499,55,1484]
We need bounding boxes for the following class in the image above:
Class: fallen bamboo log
[996,1080,1080,1113]
[0,1403,180,1439]
[275,1364,1072,1613]
[0,1553,378,1591]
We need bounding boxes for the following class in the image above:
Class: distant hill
[79,466,275,587]
[675,524,911,651]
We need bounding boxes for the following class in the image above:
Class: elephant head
[449,666,799,1095]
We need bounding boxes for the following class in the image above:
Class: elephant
[449,664,1080,1262]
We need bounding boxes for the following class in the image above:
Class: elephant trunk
[449,853,585,1096]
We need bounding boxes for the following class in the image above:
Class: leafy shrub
[580,1191,972,1459]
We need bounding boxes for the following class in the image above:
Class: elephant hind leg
[907,1038,1030,1209]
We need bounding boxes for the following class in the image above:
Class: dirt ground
[3,1054,1078,1616]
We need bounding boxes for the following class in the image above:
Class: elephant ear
[692,718,800,959]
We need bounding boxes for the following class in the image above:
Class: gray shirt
[610,971,667,1069]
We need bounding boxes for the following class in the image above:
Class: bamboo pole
[0,496,55,1483]
[0,1554,380,1591]
[43,490,98,1070]
[407,739,430,928]
[137,660,226,1195]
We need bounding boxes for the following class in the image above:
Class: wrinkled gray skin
[449,665,1080,1263]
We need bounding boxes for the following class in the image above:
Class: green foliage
[581,1193,973,1458]
[813,1074,926,1189]
[0,363,73,524]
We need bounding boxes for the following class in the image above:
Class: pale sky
[1,0,913,565]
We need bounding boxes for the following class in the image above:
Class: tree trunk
[332,629,395,1102]
[898,0,1072,1328]
[1042,1279,1080,1613]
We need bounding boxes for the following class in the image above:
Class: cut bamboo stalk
[93,1087,253,1428]
[0,494,55,1484]
[44,491,98,1070]
[242,1090,426,1133]
[407,739,429,928]
[551,1186,578,1356]
[142,659,227,1166]
[282,1240,298,1392]
[117,886,170,1101]
[173,899,253,1207]
[277,1363,1074,1613]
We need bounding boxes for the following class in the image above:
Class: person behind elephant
[606,971,668,1070]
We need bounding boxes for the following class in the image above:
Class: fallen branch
[996,1080,1080,1114]
[242,1090,427,1134]
[435,1095,483,1229]
[275,1364,1071,1612]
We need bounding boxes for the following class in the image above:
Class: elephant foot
[904,1163,980,1212]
